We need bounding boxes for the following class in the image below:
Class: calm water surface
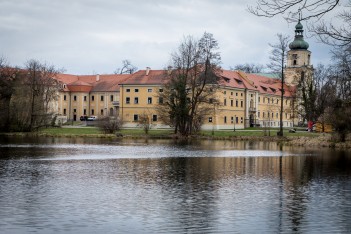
[0,137,350,233]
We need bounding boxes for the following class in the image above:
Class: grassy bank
[3,126,350,148]
[34,126,319,138]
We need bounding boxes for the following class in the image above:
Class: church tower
[285,20,313,85]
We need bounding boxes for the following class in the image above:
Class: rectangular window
[148,97,152,104]
[231,100,233,107]
[84,109,87,115]
[236,93,238,96]
[224,116,227,124]
[148,88,152,92]
[241,93,243,97]
[73,109,76,113]
[231,116,234,123]
[268,98,270,104]
[126,89,130,92]
[135,89,139,93]
[84,96,87,101]
[159,88,163,92]
[152,115,157,121]
[241,101,243,107]
[101,109,104,115]
[101,96,104,101]
[231,92,233,95]
[258,112,260,118]
[74,95,77,101]
[224,99,227,106]
[258,97,260,103]
[159,97,163,104]
[236,100,238,107]
[133,114,138,121]
[110,95,113,102]
[92,95,95,101]
[236,116,238,124]
[91,109,94,115]
[126,97,130,104]
[209,117,213,123]
[134,97,139,104]
[263,112,265,118]
[241,117,243,123]
[63,109,66,115]
[263,97,265,103]
[64,95,67,101]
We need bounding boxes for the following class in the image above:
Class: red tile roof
[53,69,294,97]
[54,73,130,92]
[120,70,167,85]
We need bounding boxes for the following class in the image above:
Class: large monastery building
[54,21,310,130]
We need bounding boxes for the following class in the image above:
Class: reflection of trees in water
[157,157,219,232]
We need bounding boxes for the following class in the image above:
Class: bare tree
[97,116,123,134]
[230,63,265,73]
[138,113,151,134]
[267,34,290,136]
[10,60,62,131]
[114,59,138,74]
[248,0,341,22]
[0,57,17,132]
[157,32,221,136]
[248,0,351,47]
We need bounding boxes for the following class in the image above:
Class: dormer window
[234,78,243,84]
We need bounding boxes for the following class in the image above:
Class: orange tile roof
[54,73,131,92]
[120,70,167,85]
[53,69,295,97]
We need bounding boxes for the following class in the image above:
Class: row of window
[126,97,163,104]
[125,88,163,93]
[223,91,244,97]
[63,108,115,116]
[133,114,158,122]
[209,116,243,124]
[223,99,244,107]
[63,95,115,102]
[259,97,290,105]
[257,112,291,119]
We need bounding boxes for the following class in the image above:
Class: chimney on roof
[96,74,100,82]
[167,66,172,75]
[146,67,151,76]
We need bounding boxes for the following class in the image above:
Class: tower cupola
[289,20,309,50]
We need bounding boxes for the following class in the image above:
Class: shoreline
[1,131,351,149]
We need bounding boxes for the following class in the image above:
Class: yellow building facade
[53,21,309,130]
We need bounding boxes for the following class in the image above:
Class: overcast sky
[0,0,340,75]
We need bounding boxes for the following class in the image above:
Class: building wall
[57,91,120,121]
[119,85,166,128]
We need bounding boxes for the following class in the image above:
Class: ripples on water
[0,137,350,233]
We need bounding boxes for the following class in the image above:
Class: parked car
[80,115,88,121]
[87,116,98,121]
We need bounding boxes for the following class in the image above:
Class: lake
[0,136,350,233]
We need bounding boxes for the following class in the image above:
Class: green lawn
[38,126,320,138]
